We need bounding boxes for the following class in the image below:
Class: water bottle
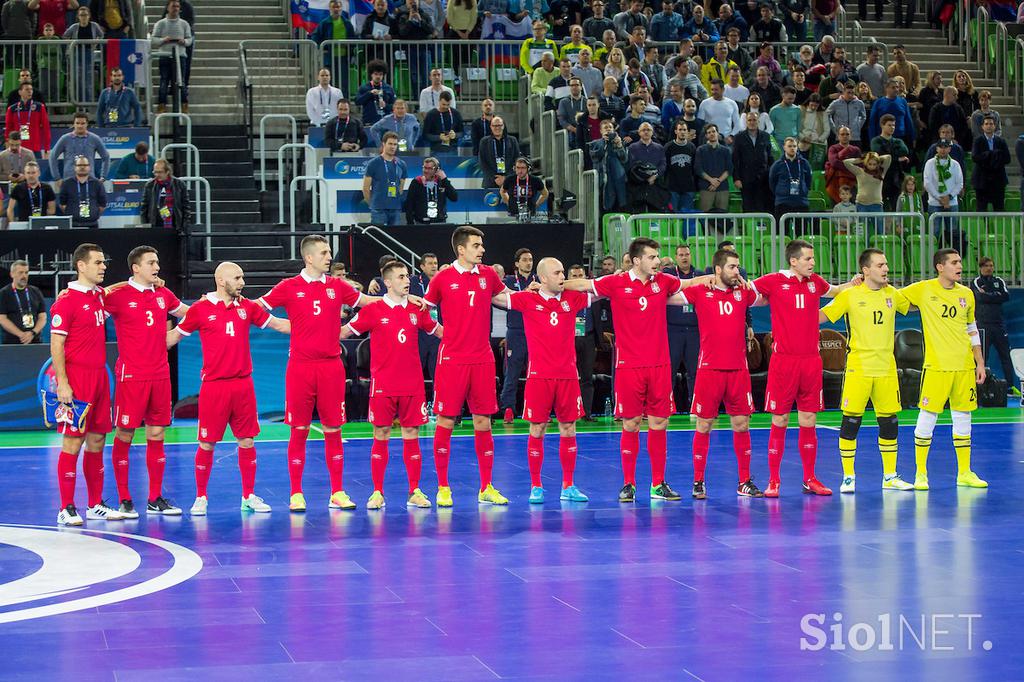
[604,397,613,417]
[426,400,436,424]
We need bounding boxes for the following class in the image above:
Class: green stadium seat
[978,233,1012,278]
[907,234,938,280]
[871,234,907,284]
[797,234,832,279]
[833,234,865,281]
[489,66,519,101]
[732,234,759,274]
[689,235,719,265]
[602,213,629,255]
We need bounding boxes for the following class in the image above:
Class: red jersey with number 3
[49,282,108,369]
[105,281,183,381]
[682,285,757,370]
[753,271,832,356]
[592,271,682,368]
[175,295,270,381]
[424,263,504,364]
[347,298,439,396]
[258,272,360,361]
[509,289,591,379]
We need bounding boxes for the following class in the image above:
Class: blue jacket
[867,96,916,142]
[354,82,396,126]
[310,15,355,44]
[96,86,143,126]
[681,17,719,42]
[649,11,684,41]
[663,265,701,328]
[768,154,812,207]
[503,272,538,329]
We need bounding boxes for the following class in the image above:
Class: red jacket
[4,100,51,154]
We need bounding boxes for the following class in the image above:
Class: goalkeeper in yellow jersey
[820,249,915,493]
[900,249,988,490]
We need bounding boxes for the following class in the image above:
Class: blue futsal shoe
[528,486,545,504]
[559,485,589,502]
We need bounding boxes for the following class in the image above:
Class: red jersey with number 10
[682,285,758,370]
[592,271,682,368]
[175,295,270,381]
[49,282,108,369]
[346,298,439,396]
[424,262,505,365]
[105,280,184,381]
[753,270,832,356]
[258,272,361,361]
[509,289,591,379]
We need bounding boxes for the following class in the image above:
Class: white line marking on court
[666,576,697,591]
[817,425,840,431]
[682,668,706,681]
[610,627,647,649]
[252,607,267,624]
[307,424,324,436]
[462,543,485,558]
[504,568,528,583]
[767,558,802,573]
[424,616,448,635]
[278,641,296,663]
[552,595,581,612]
[472,654,503,679]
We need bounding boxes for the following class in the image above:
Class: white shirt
[697,96,742,138]
[922,155,964,207]
[419,85,456,114]
[723,83,749,106]
[306,85,343,126]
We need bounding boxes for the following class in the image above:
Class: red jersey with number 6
[258,272,361,361]
[346,298,439,396]
[175,295,270,381]
[105,281,183,381]
[424,262,504,365]
[592,271,682,368]
[753,271,832,356]
[49,282,108,369]
[509,289,591,380]
[682,285,758,370]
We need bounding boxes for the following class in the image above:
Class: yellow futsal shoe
[407,488,432,508]
[436,486,453,508]
[367,491,386,510]
[956,471,989,488]
[882,474,914,491]
[289,493,307,512]
[329,491,357,510]
[913,473,929,491]
[478,484,508,505]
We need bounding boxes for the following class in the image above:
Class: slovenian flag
[291,0,331,32]
[481,15,533,67]
[343,0,403,32]
[105,40,149,87]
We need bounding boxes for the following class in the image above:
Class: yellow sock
[953,434,971,474]
[839,437,856,477]
[879,437,898,477]
[914,436,932,476]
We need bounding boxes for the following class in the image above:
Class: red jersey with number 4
[753,271,832,356]
[49,282,108,369]
[509,289,591,379]
[347,298,438,396]
[105,281,183,381]
[258,272,360,361]
[424,263,504,364]
[176,295,270,381]
[592,271,682,368]
[682,285,757,370]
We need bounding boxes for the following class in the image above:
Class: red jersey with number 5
[424,262,504,365]
[258,272,361,361]
[682,285,758,370]
[753,271,832,356]
[509,289,591,380]
[175,295,270,381]
[592,271,682,368]
[105,281,184,381]
[49,282,108,369]
[347,298,438,396]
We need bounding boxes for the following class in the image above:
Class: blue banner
[335,188,504,214]
[323,155,482,180]
[105,182,146,216]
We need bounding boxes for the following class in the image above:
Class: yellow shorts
[840,370,902,416]
[919,369,977,413]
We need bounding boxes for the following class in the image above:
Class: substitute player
[901,249,988,490]
[50,243,125,525]
[104,246,188,517]
[168,262,291,514]
[820,248,914,493]
[342,260,443,509]
[424,225,518,507]
[682,249,763,499]
[565,237,713,503]
[491,257,590,504]
[753,239,858,497]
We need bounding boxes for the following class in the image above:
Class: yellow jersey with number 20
[900,278,976,371]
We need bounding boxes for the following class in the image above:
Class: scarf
[935,156,952,194]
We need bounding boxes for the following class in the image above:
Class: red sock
[83,450,105,507]
[403,438,422,493]
[692,430,710,482]
[238,445,257,497]
[768,424,787,483]
[474,429,494,491]
[287,428,309,495]
[798,426,818,482]
[195,446,213,497]
[146,439,166,501]
[559,436,577,487]
[111,437,131,501]
[57,451,78,508]
[324,430,344,493]
[648,428,667,485]
[370,438,389,492]
[434,424,452,487]
[620,430,639,485]
[527,435,544,487]
[734,431,752,483]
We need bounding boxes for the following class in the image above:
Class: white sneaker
[840,475,856,494]
[57,504,84,526]
[87,502,126,520]
[240,494,271,513]
[190,496,208,516]
[883,473,915,491]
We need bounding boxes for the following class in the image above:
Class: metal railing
[579,169,599,255]
[288,176,330,257]
[517,76,532,147]
[178,175,212,260]
[153,112,192,155]
[1015,38,1024,108]
[539,110,556,176]
[278,143,317,224]
[625,213,780,274]
[552,129,568,199]
[258,114,299,191]
[565,149,583,222]
[926,212,1023,285]
[160,143,201,179]
[239,39,319,133]
[351,224,422,273]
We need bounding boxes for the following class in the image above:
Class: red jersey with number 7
[104,280,184,381]
[682,285,758,370]
[424,262,504,365]
[592,271,682,368]
[175,294,270,381]
[753,271,832,356]
[346,298,439,396]
[49,282,108,369]
[258,272,361,361]
[509,289,592,379]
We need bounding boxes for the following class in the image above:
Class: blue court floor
[1,421,1022,680]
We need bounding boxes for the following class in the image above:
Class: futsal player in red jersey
[342,260,443,509]
[168,262,290,515]
[423,225,518,507]
[104,246,188,518]
[50,243,125,526]
[491,257,591,503]
[565,237,714,503]
[681,249,763,499]
[753,239,859,497]
[258,235,394,513]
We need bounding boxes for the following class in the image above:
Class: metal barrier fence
[579,170,599,255]
[289,176,330,258]
[565,148,583,222]
[178,175,212,260]
[925,212,1023,285]
[258,114,299,191]
[160,142,200,179]
[153,112,192,154]
[239,39,319,132]
[279,143,317,224]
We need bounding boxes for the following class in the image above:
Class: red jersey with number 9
[424,263,505,365]
[592,271,682,368]
[175,295,270,381]
[104,281,183,381]
[753,270,832,356]
[258,272,361,361]
[346,298,439,396]
[49,282,108,369]
[682,285,758,370]
[509,289,592,379]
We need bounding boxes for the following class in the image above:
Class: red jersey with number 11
[753,270,832,356]
[346,298,439,396]
[424,262,504,365]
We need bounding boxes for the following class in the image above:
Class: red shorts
[433,361,497,417]
[765,353,823,415]
[114,378,172,430]
[369,394,428,428]
[198,377,260,443]
[285,358,347,428]
[59,365,112,437]
[614,365,674,419]
[691,368,754,419]
[523,378,583,423]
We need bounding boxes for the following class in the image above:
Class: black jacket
[478,134,521,187]
[731,130,774,185]
[325,115,368,153]
[970,274,1010,326]
[140,177,193,230]
[404,175,458,224]
[970,134,1011,190]
[421,107,465,152]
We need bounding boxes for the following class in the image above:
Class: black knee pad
[839,415,862,441]
[877,415,899,441]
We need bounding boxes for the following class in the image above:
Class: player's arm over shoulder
[820,287,848,323]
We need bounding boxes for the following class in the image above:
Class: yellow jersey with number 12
[822,284,909,376]
[900,278,975,371]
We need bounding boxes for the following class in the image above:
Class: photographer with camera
[499,157,548,222]
[589,119,629,212]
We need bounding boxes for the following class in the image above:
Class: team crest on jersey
[121,415,130,426]
[478,277,487,289]
[157,297,166,310]
[807,282,816,293]
[651,283,660,293]
[958,297,967,308]
[922,397,929,407]
[561,301,570,312]
[409,313,418,324]
[326,289,336,299]
[886,298,893,308]
[200,427,208,438]
[237,308,247,320]
[733,289,743,301]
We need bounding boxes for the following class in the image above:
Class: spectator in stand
[666,120,697,211]
[894,0,916,27]
[0,132,35,186]
[419,68,456,114]
[769,136,812,221]
[113,142,155,179]
[422,91,464,152]
[96,68,143,127]
[868,79,916,148]
[355,61,396,126]
[724,27,753,75]
[5,70,44,109]
[1017,131,1024,197]
[446,0,478,39]
[532,52,559,95]
[396,0,436,95]
[576,97,604,166]
[779,0,808,42]
[661,82,686,130]
[751,2,787,43]
[619,59,653,99]
[50,112,110,181]
[922,139,963,246]
[769,85,801,149]
[971,114,1011,211]
[509,0,550,22]
[0,259,46,344]
[698,79,742,143]
[6,161,56,222]
[843,152,891,234]
[545,58,577,110]
[520,20,558,74]
[305,68,344,127]
[618,25,650,64]
[560,25,589,65]
[650,1,684,42]
[598,75,626,120]
[627,122,666,175]
[89,0,132,37]
[583,1,614,41]
[161,0,195,90]
[548,0,582,40]
[618,95,658,145]
[683,4,719,46]
[31,0,76,36]
[593,29,616,66]
[971,256,1018,397]
[827,83,866,142]
[500,157,548,216]
[916,71,944,136]
[732,110,775,211]
[362,132,408,226]
[798,93,829,165]
[695,123,733,212]
[590,118,628,211]
[5,83,51,159]
[370,99,421,149]
[668,58,708,102]
[557,77,588,145]
[479,116,520,188]
[810,0,837,40]
[970,90,1001,138]
[325,99,368,153]
[856,81,875,141]
[405,157,457,224]
[895,174,922,214]
[57,157,106,227]
[749,65,782,110]
[360,0,396,39]
[952,69,979,117]
[928,86,971,150]
[2,0,34,44]
[748,42,783,85]
[64,6,105,104]
[641,46,666,98]
[856,45,886,98]
[830,184,856,232]
[790,65,812,105]
[572,48,604,97]
[817,59,849,102]
[603,47,626,79]
[825,125,861,203]
[857,0,883,21]
[812,34,835,64]
[742,92,773,133]
[613,0,649,40]
[151,0,192,114]
[140,158,192,230]
[700,41,740,92]
[925,123,966,175]
[312,2,356,86]
[718,4,749,41]
[871,113,912,210]
[469,98,495,155]
[886,45,920,95]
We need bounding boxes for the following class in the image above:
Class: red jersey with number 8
[105,281,183,381]
[592,271,682,368]
[175,295,270,381]
[682,285,758,370]
[424,263,504,365]
[509,289,591,379]
[346,298,439,396]
[258,272,361,361]
[752,271,832,356]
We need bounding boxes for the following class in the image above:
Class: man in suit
[731,111,775,212]
[970,114,1011,211]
